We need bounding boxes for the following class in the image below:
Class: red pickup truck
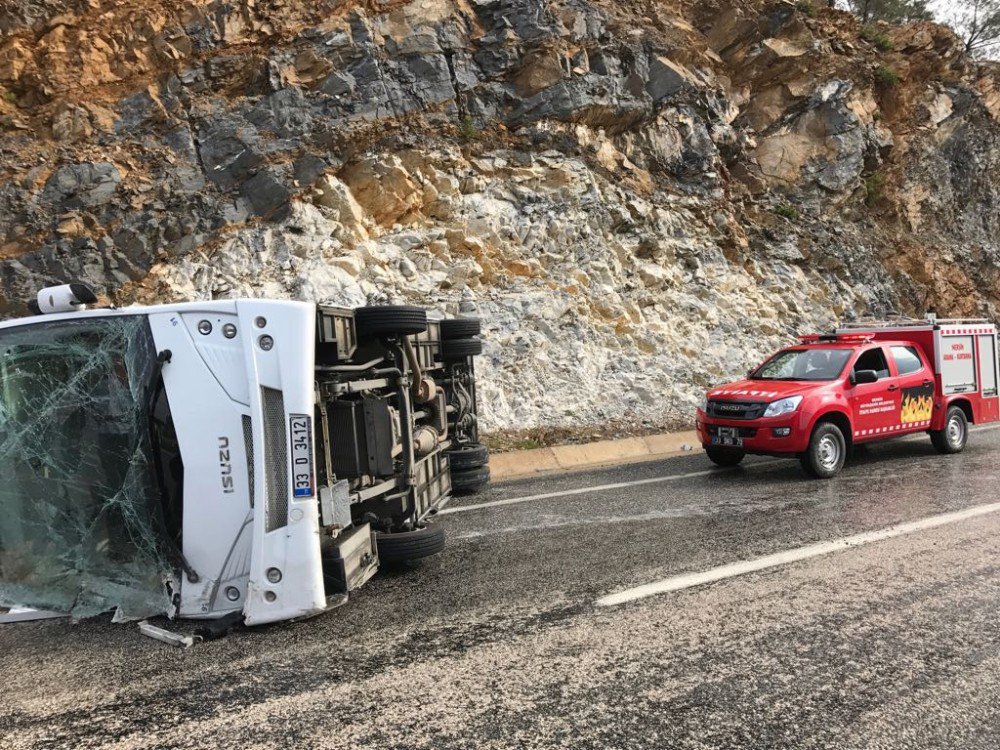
[697,317,1000,478]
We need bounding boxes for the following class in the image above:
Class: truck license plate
[713,427,742,447]
[289,414,315,498]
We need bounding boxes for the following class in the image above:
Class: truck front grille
[706,400,767,420]
[261,387,288,532]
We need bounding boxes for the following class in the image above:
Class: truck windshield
[0,315,176,620]
[751,348,852,381]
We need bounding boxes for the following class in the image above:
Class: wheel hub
[947,414,965,446]
[817,434,841,471]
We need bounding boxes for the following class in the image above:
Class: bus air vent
[242,414,255,509]
[261,387,288,531]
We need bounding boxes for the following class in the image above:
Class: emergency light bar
[798,333,873,344]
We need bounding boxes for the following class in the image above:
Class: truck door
[889,345,934,431]
[849,346,897,439]
[976,333,999,422]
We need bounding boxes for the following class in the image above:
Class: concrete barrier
[489,429,699,481]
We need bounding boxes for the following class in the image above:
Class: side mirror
[852,369,879,385]
[33,283,98,314]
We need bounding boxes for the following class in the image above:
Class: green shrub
[861,26,894,51]
[1,89,14,103]
[874,65,900,87]
[458,115,477,141]
[796,0,816,18]
[865,173,884,206]
[774,204,800,220]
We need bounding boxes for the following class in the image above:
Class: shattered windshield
[0,315,177,620]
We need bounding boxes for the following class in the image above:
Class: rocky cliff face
[1,0,999,436]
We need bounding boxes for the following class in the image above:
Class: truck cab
[697,317,1000,478]
[0,286,489,625]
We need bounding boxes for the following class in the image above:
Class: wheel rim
[817,434,841,471]
[947,414,965,447]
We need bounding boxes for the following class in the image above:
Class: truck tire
[375,525,446,563]
[447,443,489,471]
[930,406,968,454]
[705,446,745,467]
[354,305,428,337]
[451,465,490,495]
[440,318,481,340]
[800,422,846,478]
[440,337,483,360]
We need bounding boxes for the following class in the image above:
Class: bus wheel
[375,525,446,563]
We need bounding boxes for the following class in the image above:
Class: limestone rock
[312,175,370,240]
[0,0,997,438]
[42,163,121,209]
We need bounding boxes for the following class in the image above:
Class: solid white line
[595,500,1000,607]
[438,460,783,516]
[442,423,1000,518]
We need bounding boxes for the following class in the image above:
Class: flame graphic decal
[900,385,934,424]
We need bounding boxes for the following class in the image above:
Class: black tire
[705,445,745,467]
[930,406,968,454]
[440,318,481,340]
[800,421,847,478]
[451,465,490,495]
[375,525,445,563]
[440,337,483,360]
[354,305,427,337]
[447,443,489,471]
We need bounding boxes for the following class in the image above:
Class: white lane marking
[443,424,1000,518]
[596,500,1000,607]
[438,460,784,516]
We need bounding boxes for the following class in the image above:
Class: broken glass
[0,315,177,621]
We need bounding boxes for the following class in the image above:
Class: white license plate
[713,427,742,447]
[289,414,315,498]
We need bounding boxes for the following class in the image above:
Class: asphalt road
[4,427,1000,749]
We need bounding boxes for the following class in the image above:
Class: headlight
[698,395,708,412]
[763,395,803,418]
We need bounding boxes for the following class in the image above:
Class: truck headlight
[763,395,803,418]
[698,395,708,413]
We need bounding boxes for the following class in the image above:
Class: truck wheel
[354,305,428,337]
[451,465,490,495]
[800,422,846,478]
[930,406,968,454]
[375,525,446,563]
[705,446,745,467]
[440,337,483,360]
[447,443,489,471]
[440,318,481,340]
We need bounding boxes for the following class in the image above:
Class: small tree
[845,0,932,24]
[947,0,1000,58]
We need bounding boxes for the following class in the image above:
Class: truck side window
[890,345,924,376]
[854,347,890,379]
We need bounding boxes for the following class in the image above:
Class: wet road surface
[4,427,1000,748]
